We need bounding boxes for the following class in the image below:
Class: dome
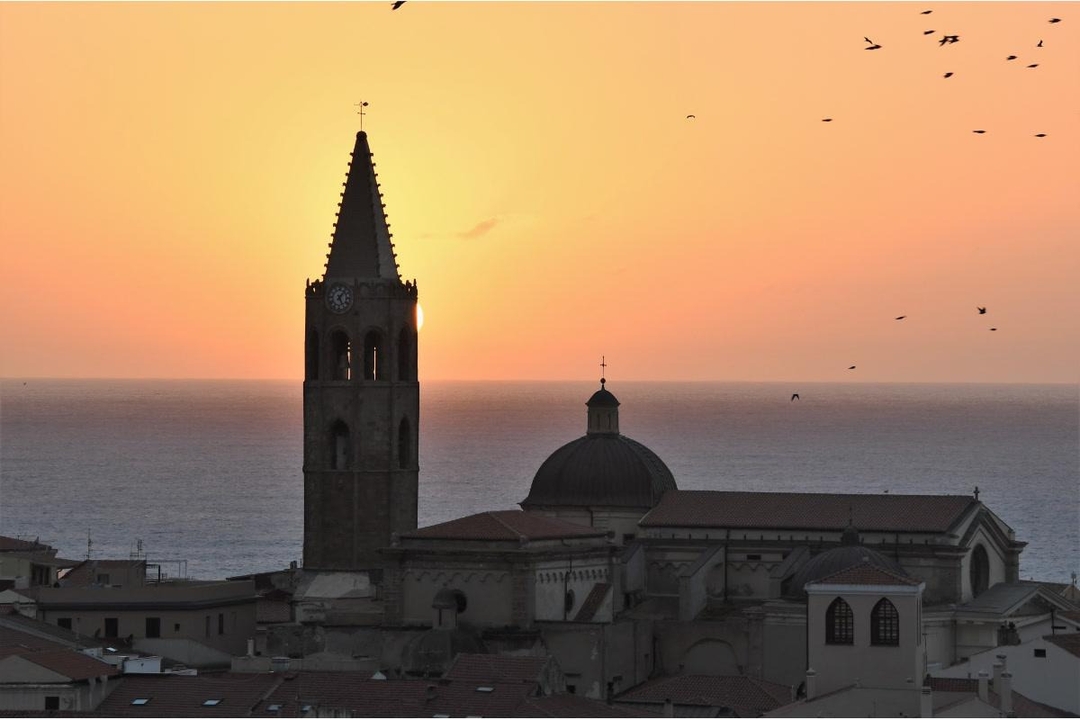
[587,387,620,408]
[785,543,908,598]
[522,435,677,509]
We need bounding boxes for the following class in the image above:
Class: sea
[0,380,1076,584]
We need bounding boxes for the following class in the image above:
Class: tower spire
[324,131,400,282]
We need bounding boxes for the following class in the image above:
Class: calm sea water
[0,380,1076,583]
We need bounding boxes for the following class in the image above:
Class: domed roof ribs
[324,131,400,282]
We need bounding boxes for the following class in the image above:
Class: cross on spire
[600,356,607,387]
[354,101,369,131]
[973,485,980,501]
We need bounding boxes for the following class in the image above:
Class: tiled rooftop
[8,648,119,681]
[615,674,792,714]
[808,561,922,587]
[443,653,550,685]
[403,510,608,542]
[514,693,660,717]
[640,491,976,533]
[1045,632,1080,659]
[97,673,283,717]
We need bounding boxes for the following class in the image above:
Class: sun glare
[416,303,424,331]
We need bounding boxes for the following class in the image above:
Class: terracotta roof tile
[13,649,119,681]
[515,694,660,717]
[97,673,283,717]
[1045,633,1080,659]
[443,653,549,685]
[640,491,976,533]
[574,582,612,622]
[929,677,1075,717]
[808,561,922,587]
[616,674,792,714]
[0,536,50,553]
[0,626,71,653]
[404,510,608,542]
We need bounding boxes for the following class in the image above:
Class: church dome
[785,529,908,598]
[521,382,677,509]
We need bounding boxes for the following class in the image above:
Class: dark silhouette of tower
[303,131,418,570]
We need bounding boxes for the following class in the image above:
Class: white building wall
[400,570,512,627]
[535,559,610,622]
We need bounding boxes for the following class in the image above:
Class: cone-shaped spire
[324,131,399,281]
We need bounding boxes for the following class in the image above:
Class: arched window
[330,331,351,381]
[871,598,900,646]
[397,328,412,381]
[305,328,319,380]
[826,597,854,645]
[971,545,989,597]
[363,330,384,381]
[398,417,411,469]
[330,420,350,470]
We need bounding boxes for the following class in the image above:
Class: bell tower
[303,131,419,570]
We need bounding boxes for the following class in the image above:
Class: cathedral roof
[522,434,677,509]
[807,560,922,588]
[324,131,399,281]
[402,510,607,542]
[640,491,977,533]
[786,545,909,598]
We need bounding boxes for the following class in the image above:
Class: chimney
[977,671,989,703]
[992,660,1003,688]
[663,698,674,718]
[920,684,933,718]
[806,668,818,700]
[999,672,1013,716]
[996,653,1007,673]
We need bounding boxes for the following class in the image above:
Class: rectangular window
[174,623,181,632]
[44,697,60,710]
[104,617,119,637]
[1034,648,1047,658]
[205,615,211,638]
[746,554,762,561]
[218,613,225,635]
[567,685,576,695]
[57,618,72,630]
[96,573,110,585]
[145,617,161,638]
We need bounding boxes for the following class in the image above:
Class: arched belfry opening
[397,328,412,381]
[330,330,352,381]
[364,330,385,381]
[398,416,411,469]
[971,544,990,597]
[330,420,351,470]
[306,328,320,380]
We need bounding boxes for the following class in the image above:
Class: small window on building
[623,533,635,542]
[202,699,222,707]
[826,597,854,645]
[174,623,181,632]
[96,573,111,585]
[146,617,161,638]
[475,686,494,693]
[746,554,762,561]
[44,697,60,710]
[104,617,119,637]
[1034,648,1047,658]
[205,615,211,638]
[131,698,151,706]
[218,613,225,635]
[567,685,576,695]
[57,618,72,630]
[267,704,282,712]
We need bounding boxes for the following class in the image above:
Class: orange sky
[1,2,1077,383]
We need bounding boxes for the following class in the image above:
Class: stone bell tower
[302,131,419,570]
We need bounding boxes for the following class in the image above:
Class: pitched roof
[808,560,922,587]
[514,693,659,717]
[443,653,550,685]
[928,677,1075,718]
[957,581,1076,616]
[615,674,792,714]
[61,559,146,586]
[8,648,119,681]
[97,673,283,717]
[0,536,50,553]
[1045,633,1080,659]
[640,491,976,533]
[403,510,608,542]
[324,131,399,281]
[574,582,612,622]
[0,625,70,653]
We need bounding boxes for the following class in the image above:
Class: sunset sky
[1,2,1077,383]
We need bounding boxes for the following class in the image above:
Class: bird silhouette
[864,36,874,44]
[1037,40,1044,47]
[848,365,857,370]
[989,327,998,331]
[1035,133,1047,137]
[866,44,882,50]
[391,0,405,8]
[973,130,987,134]
[822,118,833,122]
[1006,55,1018,60]
[977,306,987,314]
[686,114,696,119]
[791,393,800,401]
[1049,18,1061,23]
[924,30,936,35]
[1027,63,1039,68]
[944,72,954,78]
[921,9,932,14]
[939,34,960,45]
[895,316,907,320]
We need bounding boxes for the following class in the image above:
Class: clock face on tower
[326,283,353,314]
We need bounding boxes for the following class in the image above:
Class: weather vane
[354,101,369,132]
[600,356,607,386]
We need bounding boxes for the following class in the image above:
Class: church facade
[289,131,1078,705]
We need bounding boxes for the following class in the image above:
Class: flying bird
[1049,18,1061,23]
[895,316,907,320]
[864,36,874,44]
[924,30,936,35]
[973,129,987,134]
[391,0,405,8]
[921,9,933,14]
[791,393,800,401]
[1027,63,1039,68]
[686,114,696,119]
[939,34,960,45]
[848,365,857,370]
[1035,133,1047,137]
[822,118,833,122]
[977,306,987,314]
[989,327,998,331]
[1037,40,1044,47]
[944,72,954,78]
[1006,55,1018,60]
[866,43,882,50]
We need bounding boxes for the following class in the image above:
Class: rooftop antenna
[86,529,93,560]
[600,355,607,387]
[354,101,369,132]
